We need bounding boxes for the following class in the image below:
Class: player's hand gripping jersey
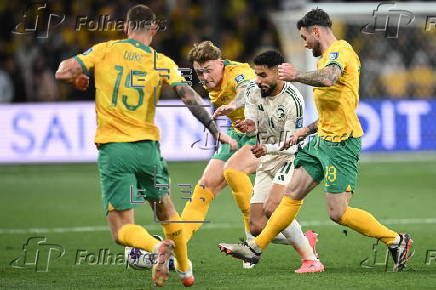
[74,39,187,144]
[244,80,304,174]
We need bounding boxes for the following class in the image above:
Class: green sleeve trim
[170,81,189,87]
[325,60,344,73]
[73,56,89,76]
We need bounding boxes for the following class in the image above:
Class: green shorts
[294,135,361,193]
[98,140,169,213]
[212,128,257,161]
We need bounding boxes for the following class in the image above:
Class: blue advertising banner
[357,100,435,151]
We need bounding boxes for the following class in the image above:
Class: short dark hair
[126,4,156,31]
[253,50,284,68]
[297,9,332,29]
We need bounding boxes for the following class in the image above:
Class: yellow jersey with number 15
[206,60,255,124]
[314,40,363,142]
[74,38,186,144]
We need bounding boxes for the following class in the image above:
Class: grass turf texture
[1,161,436,289]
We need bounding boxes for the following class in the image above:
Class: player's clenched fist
[74,74,90,91]
[251,144,267,158]
[278,63,298,82]
[217,132,238,151]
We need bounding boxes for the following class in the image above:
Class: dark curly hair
[253,50,284,68]
[297,9,332,29]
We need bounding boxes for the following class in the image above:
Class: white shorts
[250,161,294,204]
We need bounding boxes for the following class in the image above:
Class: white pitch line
[1,218,435,235]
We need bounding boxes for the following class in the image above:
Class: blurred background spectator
[0,0,434,103]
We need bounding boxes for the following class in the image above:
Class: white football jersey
[244,80,304,173]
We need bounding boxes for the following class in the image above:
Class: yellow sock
[162,213,189,272]
[339,207,398,245]
[223,168,252,233]
[181,184,214,241]
[117,224,159,252]
[255,196,303,249]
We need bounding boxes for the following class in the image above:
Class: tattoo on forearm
[174,85,218,136]
[295,64,341,87]
[307,120,318,134]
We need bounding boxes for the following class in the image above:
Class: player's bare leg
[107,209,161,252]
[327,192,412,272]
[151,196,194,286]
[181,159,227,241]
[224,145,259,236]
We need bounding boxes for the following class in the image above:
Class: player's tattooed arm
[55,58,83,82]
[174,84,219,135]
[174,84,238,150]
[278,63,341,87]
[280,119,318,150]
[294,64,341,87]
[55,58,89,90]
[306,120,318,135]
[212,82,248,118]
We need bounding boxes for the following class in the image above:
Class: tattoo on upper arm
[174,85,218,136]
[295,64,342,87]
[307,120,318,134]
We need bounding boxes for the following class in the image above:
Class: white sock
[272,233,291,245]
[281,220,317,260]
[246,231,255,240]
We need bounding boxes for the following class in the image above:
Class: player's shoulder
[245,80,259,98]
[282,82,303,99]
[147,50,178,69]
[223,59,254,81]
[330,40,357,56]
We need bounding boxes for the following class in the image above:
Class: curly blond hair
[187,41,222,64]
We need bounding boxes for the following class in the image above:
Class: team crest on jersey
[329,52,339,60]
[296,117,303,128]
[83,48,93,55]
[234,74,245,83]
[275,105,285,119]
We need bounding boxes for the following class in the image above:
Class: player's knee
[198,176,219,190]
[328,210,344,223]
[263,204,275,218]
[249,220,264,236]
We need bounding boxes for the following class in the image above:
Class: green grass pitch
[1,160,436,289]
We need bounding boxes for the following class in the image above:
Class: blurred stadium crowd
[0,0,434,103]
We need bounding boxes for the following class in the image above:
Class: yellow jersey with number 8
[74,38,186,144]
[314,40,363,142]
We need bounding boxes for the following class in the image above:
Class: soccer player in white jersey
[217,51,324,273]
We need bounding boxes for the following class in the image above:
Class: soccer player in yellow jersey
[180,41,259,254]
[55,5,237,287]
[219,9,412,272]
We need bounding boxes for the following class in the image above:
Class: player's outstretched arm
[173,84,237,150]
[280,120,318,150]
[278,63,341,87]
[212,82,248,118]
[55,58,89,90]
